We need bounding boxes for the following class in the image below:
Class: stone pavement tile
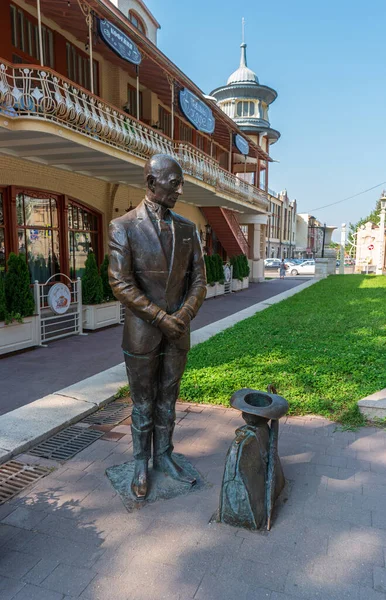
[359,587,386,600]
[0,575,26,600]
[355,471,386,487]
[0,549,40,579]
[217,554,288,593]
[110,425,131,434]
[2,506,48,530]
[0,502,21,521]
[326,477,363,494]
[374,566,386,593]
[50,467,89,484]
[346,458,371,471]
[330,456,348,468]
[194,573,271,600]
[327,532,384,566]
[35,513,106,546]
[22,558,61,585]
[41,563,97,597]
[372,511,386,530]
[0,523,23,548]
[12,584,64,600]
[284,569,360,600]
[2,527,38,552]
[349,525,386,547]
[18,532,105,569]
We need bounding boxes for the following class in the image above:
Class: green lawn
[180,275,386,426]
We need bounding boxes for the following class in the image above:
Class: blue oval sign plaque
[234,133,249,155]
[98,19,142,66]
[179,89,215,134]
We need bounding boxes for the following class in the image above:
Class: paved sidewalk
[0,279,307,416]
[0,406,386,600]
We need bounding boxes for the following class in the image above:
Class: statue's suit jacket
[108,200,207,355]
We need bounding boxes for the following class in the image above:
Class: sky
[145,0,386,237]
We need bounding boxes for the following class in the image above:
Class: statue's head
[144,154,184,209]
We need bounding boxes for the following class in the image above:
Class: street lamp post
[376,197,386,275]
[339,223,346,275]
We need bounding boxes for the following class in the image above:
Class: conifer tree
[100,254,114,301]
[5,253,35,318]
[82,252,103,305]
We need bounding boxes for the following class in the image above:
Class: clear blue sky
[145,0,386,235]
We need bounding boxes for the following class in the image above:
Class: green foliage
[204,255,215,285]
[100,254,114,302]
[4,253,35,318]
[212,254,224,284]
[230,254,249,280]
[115,384,130,399]
[82,252,103,305]
[180,275,386,427]
[0,274,6,322]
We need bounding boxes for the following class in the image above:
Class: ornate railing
[221,208,250,255]
[0,60,269,210]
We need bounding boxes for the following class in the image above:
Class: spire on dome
[226,20,258,85]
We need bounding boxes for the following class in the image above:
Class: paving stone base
[106,453,209,512]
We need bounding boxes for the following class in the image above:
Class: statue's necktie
[159,216,172,267]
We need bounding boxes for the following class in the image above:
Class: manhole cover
[0,461,51,504]
[81,401,132,425]
[28,426,104,461]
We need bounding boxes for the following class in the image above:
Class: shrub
[240,254,250,278]
[5,253,35,319]
[231,254,249,280]
[100,254,114,302]
[0,274,6,321]
[82,252,103,305]
[230,255,242,281]
[213,254,224,284]
[204,255,214,285]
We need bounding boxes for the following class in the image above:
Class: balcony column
[238,214,269,283]
[36,0,44,66]
[77,0,94,94]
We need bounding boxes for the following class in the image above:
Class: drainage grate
[28,426,104,461]
[81,400,132,425]
[0,461,51,504]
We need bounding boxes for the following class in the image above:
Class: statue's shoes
[153,453,196,486]
[131,460,148,500]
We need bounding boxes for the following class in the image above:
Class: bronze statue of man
[108,154,207,499]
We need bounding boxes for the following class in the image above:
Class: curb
[0,277,322,463]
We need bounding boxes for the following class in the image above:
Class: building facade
[0,0,272,284]
[295,214,324,259]
[266,190,296,259]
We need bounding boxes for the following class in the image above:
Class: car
[264,259,282,270]
[289,260,315,275]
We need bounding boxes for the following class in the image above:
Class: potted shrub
[230,255,243,292]
[204,254,216,299]
[82,253,120,330]
[213,254,225,296]
[240,254,250,289]
[0,253,39,355]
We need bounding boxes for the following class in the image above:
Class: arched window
[128,10,146,35]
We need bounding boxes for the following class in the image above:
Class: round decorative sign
[224,264,232,283]
[47,283,71,315]
[368,244,374,250]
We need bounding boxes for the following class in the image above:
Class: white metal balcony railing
[0,61,269,210]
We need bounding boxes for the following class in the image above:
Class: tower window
[236,101,255,117]
[128,10,146,35]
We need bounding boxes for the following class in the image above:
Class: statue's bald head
[144,154,184,209]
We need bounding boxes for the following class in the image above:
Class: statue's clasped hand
[158,313,187,340]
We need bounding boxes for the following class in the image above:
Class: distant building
[266,190,296,259]
[295,214,324,259]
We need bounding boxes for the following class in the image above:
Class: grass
[180,275,386,427]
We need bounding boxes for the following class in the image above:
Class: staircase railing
[221,208,250,256]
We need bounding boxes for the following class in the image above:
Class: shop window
[124,84,143,120]
[158,105,171,137]
[66,42,99,94]
[0,192,6,275]
[128,10,146,35]
[10,4,54,68]
[236,101,255,117]
[68,202,99,279]
[16,192,60,283]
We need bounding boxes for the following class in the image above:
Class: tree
[204,255,215,285]
[100,254,114,302]
[82,252,104,305]
[5,253,35,319]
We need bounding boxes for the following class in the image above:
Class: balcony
[0,60,268,214]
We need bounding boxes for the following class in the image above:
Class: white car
[289,260,315,275]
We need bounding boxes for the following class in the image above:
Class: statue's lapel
[135,201,168,273]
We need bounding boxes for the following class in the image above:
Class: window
[0,192,6,275]
[158,106,171,137]
[179,120,193,143]
[128,10,146,35]
[68,202,99,279]
[10,4,54,68]
[196,134,206,152]
[125,84,143,120]
[66,42,99,94]
[16,192,60,283]
[236,101,255,117]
